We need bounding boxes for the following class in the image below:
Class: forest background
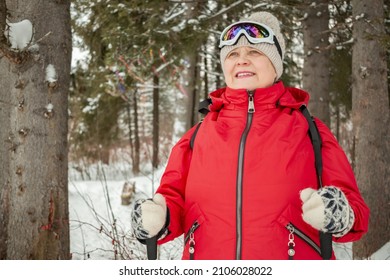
[0,0,389,260]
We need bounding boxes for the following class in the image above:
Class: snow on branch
[46,64,58,88]
[0,18,36,64]
[4,19,34,51]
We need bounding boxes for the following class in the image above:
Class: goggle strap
[273,37,283,59]
[241,34,283,60]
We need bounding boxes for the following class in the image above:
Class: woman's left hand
[300,186,355,237]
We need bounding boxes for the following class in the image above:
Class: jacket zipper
[235,90,255,260]
[185,221,200,260]
[286,222,322,258]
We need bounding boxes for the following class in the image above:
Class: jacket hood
[208,81,310,112]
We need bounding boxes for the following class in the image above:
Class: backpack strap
[299,105,332,260]
[198,98,211,115]
[190,121,203,150]
[299,105,323,188]
[190,98,211,150]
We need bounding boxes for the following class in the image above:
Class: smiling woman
[130,11,369,260]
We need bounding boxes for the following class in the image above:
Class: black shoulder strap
[190,121,202,150]
[198,98,211,115]
[190,98,211,150]
[299,105,332,260]
[299,105,323,189]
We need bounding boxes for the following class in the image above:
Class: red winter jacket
[156,81,369,260]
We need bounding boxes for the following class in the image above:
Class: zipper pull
[187,221,199,260]
[248,91,255,113]
[287,223,296,260]
[189,232,195,260]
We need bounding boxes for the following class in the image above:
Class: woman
[131,11,369,260]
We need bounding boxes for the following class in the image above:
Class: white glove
[131,193,167,240]
[300,186,355,237]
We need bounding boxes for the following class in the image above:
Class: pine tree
[302,0,331,126]
[351,0,390,258]
[0,0,71,259]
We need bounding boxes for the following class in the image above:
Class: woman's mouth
[236,71,255,78]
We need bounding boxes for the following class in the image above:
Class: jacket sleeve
[155,125,198,244]
[315,118,370,242]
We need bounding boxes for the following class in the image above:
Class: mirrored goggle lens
[222,23,270,42]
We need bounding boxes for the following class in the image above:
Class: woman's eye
[228,52,238,57]
[249,50,261,55]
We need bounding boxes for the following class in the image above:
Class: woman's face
[223,46,277,90]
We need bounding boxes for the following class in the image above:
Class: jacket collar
[208,81,310,112]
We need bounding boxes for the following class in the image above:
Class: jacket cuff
[333,204,355,238]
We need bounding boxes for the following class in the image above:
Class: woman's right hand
[131,193,168,240]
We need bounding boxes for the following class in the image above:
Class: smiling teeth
[237,72,254,77]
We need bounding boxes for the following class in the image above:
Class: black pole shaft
[145,236,158,260]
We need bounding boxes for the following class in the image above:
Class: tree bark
[302,0,331,126]
[0,0,71,259]
[351,0,390,258]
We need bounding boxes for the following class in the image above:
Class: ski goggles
[219,21,283,59]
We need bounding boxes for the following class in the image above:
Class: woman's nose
[236,54,250,65]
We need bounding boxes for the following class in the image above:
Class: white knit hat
[220,11,286,80]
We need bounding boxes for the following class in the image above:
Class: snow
[4,19,34,50]
[163,7,186,24]
[69,166,183,260]
[69,164,390,261]
[355,13,365,20]
[45,64,58,83]
[82,94,101,113]
[46,103,54,112]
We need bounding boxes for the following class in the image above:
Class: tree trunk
[0,0,71,259]
[126,102,137,175]
[351,0,390,259]
[183,50,199,130]
[181,1,203,130]
[203,48,209,100]
[302,0,331,126]
[152,73,159,168]
[132,89,140,175]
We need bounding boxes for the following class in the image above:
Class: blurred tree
[351,0,390,258]
[302,0,331,126]
[328,0,353,152]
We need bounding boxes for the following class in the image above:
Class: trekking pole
[145,236,158,260]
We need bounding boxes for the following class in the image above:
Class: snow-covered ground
[69,166,183,260]
[69,164,390,260]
